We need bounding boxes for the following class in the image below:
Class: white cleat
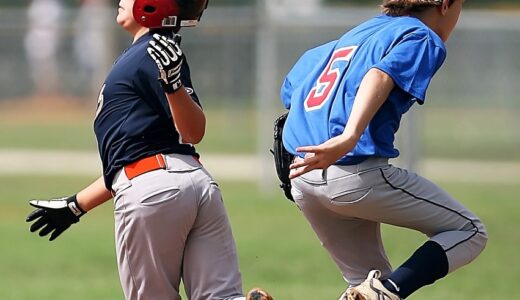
[346,270,401,300]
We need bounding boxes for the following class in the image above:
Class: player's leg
[355,164,488,298]
[291,168,393,287]
[181,166,243,300]
[112,159,201,300]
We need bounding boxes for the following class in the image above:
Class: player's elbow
[181,127,205,144]
[183,135,204,145]
[175,112,206,144]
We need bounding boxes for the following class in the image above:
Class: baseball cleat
[338,290,348,300]
[345,270,400,300]
[246,287,274,300]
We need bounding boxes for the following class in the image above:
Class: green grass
[0,122,97,150]
[197,109,257,154]
[1,106,519,161]
[1,176,518,299]
[0,108,257,153]
[422,107,520,161]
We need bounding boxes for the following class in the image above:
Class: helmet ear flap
[133,0,209,29]
[133,0,181,28]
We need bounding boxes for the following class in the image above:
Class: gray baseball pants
[112,154,245,300]
[290,157,487,286]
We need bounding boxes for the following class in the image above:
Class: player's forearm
[341,68,394,142]
[166,87,206,144]
[76,176,113,212]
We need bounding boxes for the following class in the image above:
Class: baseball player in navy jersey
[25,1,273,299]
[281,0,487,299]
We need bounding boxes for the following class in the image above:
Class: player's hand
[147,33,184,94]
[26,195,86,241]
[288,136,356,179]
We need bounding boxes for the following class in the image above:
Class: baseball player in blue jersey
[25,0,273,299]
[281,0,487,299]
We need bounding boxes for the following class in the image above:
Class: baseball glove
[271,112,294,202]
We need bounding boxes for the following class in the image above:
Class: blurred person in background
[24,0,63,96]
[74,0,113,99]
[281,0,487,299]
[267,0,322,15]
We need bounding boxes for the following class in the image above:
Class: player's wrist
[66,194,86,217]
[162,80,183,94]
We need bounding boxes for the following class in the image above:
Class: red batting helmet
[133,0,209,29]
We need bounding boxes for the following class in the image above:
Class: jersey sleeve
[280,77,294,110]
[134,56,169,115]
[179,55,201,107]
[373,30,446,104]
[281,55,310,109]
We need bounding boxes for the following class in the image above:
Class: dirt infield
[0,149,263,181]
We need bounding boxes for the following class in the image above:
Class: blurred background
[0,0,519,299]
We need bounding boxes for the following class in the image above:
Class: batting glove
[147,33,184,94]
[26,195,86,241]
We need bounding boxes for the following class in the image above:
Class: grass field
[1,104,519,160]
[1,101,518,299]
[0,104,258,154]
[1,175,518,300]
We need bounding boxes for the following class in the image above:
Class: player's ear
[439,0,450,16]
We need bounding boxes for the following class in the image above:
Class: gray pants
[291,157,487,286]
[112,154,244,300]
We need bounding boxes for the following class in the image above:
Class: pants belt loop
[155,154,166,169]
[160,153,168,170]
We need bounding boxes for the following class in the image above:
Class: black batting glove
[26,195,86,241]
[147,33,184,94]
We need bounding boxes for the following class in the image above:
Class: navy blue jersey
[281,15,446,163]
[94,31,200,189]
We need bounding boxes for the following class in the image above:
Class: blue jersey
[281,15,446,164]
[94,31,200,189]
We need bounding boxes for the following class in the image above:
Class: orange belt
[124,154,166,180]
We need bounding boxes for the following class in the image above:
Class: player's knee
[468,218,488,260]
[475,221,488,253]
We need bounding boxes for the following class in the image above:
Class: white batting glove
[147,33,184,94]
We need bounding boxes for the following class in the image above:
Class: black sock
[382,241,449,299]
